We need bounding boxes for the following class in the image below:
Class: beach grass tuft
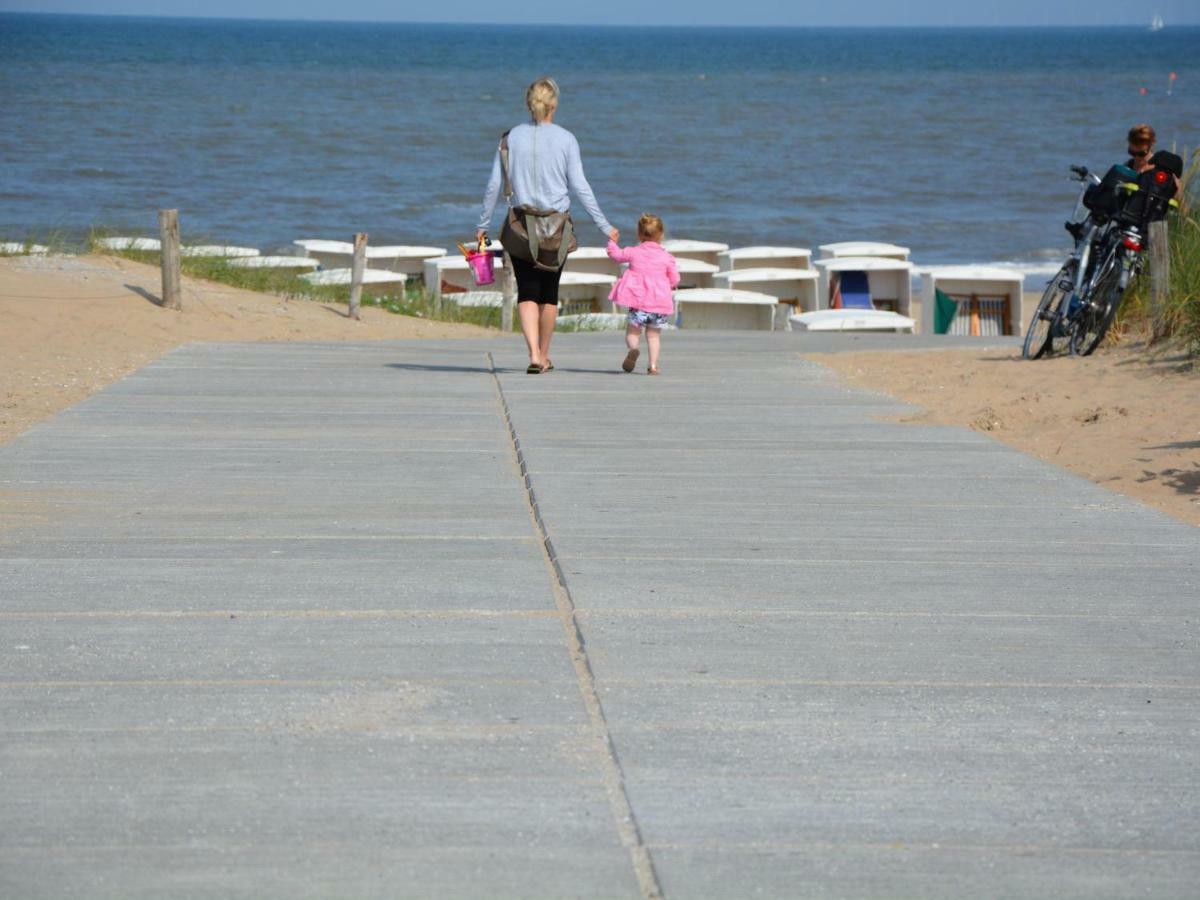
[1113,148,1200,356]
[88,235,507,330]
[0,227,76,256]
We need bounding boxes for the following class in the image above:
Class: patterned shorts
[627,309,671,329]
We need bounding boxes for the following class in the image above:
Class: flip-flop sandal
[526,363,543,374]
[543,360,555,372]
[647,367,660,375]
[621,349,640,373]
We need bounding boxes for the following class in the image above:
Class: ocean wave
[981,260,1065,278]
[70,166,121,180]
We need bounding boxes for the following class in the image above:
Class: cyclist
[1127,123,1182,193]
[1126,123,1157,173]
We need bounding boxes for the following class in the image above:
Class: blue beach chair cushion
[839,270,872,309]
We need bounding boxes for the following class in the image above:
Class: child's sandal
[647,367,660,375]
[621,349,639,373]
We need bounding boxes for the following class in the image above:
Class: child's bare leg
[646,326,662,371]
[625,323,641,351]
[622,323,642,372]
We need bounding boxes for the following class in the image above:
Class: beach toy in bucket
[458,237,495,286]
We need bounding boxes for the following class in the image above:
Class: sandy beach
[0,254,490,444]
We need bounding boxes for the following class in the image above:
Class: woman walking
[477,77,619,373]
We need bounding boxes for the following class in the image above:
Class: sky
[2,0,1198,27]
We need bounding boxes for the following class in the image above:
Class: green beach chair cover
[934,288,958,334]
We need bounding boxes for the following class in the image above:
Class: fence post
[501,250,515,333]
[349,232,367,321]
[158,209,182,310]
[1149,219,1169,341]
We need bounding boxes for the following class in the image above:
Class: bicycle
[1024,154,1181,359]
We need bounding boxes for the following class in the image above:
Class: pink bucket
[468,251,495,286]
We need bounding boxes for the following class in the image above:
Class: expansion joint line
[487,353,663,900]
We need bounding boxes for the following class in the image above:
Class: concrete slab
[0,339,645,897]
[492,332,1199,896]
[624,778,1200,850]
[0,556,553,612]
[1,616,576,682]
[561,558,1200,615]
[646,845,1199,900]
[0,845,642,900]
[573,612,1200,684]
[1,680,588,732]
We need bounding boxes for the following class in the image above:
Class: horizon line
[3,10,1198,29]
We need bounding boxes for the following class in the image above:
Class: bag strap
[499,131,513,206]
[527,209,541,264]
[554,217,573,269]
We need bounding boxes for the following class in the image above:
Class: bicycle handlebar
[1070,165,1089,178]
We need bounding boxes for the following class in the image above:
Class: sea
[1,14,1197,283]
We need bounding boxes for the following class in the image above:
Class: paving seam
[487,352,663,900]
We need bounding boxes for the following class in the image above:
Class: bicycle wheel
[1069,266,1122,357]
[1022,263,1072,359]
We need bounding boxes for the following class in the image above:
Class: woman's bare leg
[646,326,662,371]
[517,301,543,366]
[538,303,557,365]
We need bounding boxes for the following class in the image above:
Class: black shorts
[512,254,564,305]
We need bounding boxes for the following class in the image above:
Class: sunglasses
[1128,147,1151,157]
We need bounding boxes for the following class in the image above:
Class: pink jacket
[606,240,680,315]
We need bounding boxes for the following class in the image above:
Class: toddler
[606,213,680,375]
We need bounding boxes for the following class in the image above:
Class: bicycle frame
[1068,171,1102,297]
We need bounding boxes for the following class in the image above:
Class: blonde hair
[526,77,559,122]
[637,213,664,242]
[1128,123,1155,148]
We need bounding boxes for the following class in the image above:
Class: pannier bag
[1120,151,1183,228]
[1083,164,1139,217]
[496,131,577,272]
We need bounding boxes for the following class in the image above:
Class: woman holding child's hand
[477,77,617,373]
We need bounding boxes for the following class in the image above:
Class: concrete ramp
[2,333,1197,898]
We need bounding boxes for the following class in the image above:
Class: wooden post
[158,209,182,310]
[348,232,367,321]
[501,250,515,333]
[1149,219,1169,341]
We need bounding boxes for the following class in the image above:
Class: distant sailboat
[1150,14,1164,32]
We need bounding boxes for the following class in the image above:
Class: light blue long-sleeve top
[477,121,613,238]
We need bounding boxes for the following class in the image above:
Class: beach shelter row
[84,236,1024,335]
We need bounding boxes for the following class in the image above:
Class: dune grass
[0,228,75,256]
[1113,148,1200,356]
[85,228,506,330]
